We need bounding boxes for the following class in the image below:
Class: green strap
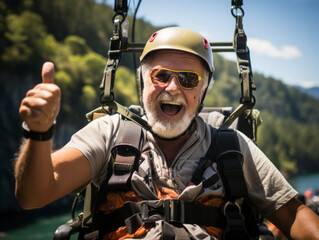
[85,101,151,132]
[219,103,249,130]
[105,101,152,132]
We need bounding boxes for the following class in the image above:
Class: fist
[19,62,61,132]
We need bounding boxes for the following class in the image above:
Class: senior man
[15,27,319,239]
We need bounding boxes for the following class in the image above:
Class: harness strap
[93,119,145,236]
[191,127,248,201]
[223,203,252,240]
[213,129,248,201]
[211,129,255,240]
[100,199,225,235]
[162,221,190,240]
[108,120,143,190]
[190,126,256,239]
[99,201,142,235]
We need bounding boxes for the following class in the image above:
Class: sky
[119,0,319,88]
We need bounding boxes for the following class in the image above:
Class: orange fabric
[155,185,179,199]
[196,194,225,207]
[103,224,153,240]
[99,190,142,214]
[100,187,225,239]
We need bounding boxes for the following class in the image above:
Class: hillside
[1,0,319,215]
[294,86,319,99]
[205,57,319,176]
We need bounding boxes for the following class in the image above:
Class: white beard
[144,91,196,139]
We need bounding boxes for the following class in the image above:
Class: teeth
[161,101,182,106]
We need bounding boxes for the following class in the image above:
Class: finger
[20,105,52,131]
[20,98,56,125]
[22,96,56,119]
[42,62,55,84]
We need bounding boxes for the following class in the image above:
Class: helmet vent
[149,32,158,42]
[202,38,209,50]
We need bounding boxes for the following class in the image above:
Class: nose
[165,75,181,92]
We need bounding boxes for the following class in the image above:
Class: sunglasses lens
[178,72,199,89]
[151,69,171,84]
[151,69,199,89]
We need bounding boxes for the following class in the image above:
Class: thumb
[41,62,55,84]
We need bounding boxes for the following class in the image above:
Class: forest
[1,0,319,213]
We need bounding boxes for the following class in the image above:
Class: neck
[154,121,197,166]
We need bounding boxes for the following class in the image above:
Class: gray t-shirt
[65,113,297,238]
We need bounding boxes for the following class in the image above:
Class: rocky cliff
[0,72,81,215]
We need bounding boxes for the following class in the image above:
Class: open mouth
[160,101,183,116]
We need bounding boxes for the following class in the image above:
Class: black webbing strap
[191,126,248,200]
[107,119,143,191]
[98,201,143,235]
[222,203,253,240]
[93,119,144,236]
[163,199,224,228]
[99,199,225,236]
[212,129,248,201]
[141,199,224,228]
[211,128,255,240]
[190,126,254,239]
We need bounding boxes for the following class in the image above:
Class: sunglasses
[149,68,202,89]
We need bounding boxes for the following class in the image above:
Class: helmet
[140,27,214,74]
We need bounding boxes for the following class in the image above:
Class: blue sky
[120,0,319,88]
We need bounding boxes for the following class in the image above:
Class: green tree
[1,10,54,71]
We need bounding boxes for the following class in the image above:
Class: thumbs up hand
[19,62,61,133]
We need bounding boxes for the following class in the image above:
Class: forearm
[267,198,319,240]
[15,138,57,209]
[289,204,319,240]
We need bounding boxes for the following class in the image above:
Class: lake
[288,173,319,194]
[1,172,319,240]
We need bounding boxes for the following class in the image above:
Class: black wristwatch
[22,121,56,141]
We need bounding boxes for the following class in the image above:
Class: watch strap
[22,121,56,141]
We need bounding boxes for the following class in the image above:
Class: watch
[22,121,56,141]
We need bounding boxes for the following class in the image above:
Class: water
[288,173,319,194]
[1,172,319,240]
[0,213,79,240]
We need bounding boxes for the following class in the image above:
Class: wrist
[22,121,56,141]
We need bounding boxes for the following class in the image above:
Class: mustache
[156,92,187,106]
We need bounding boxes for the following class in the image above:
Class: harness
[53,110,271,240]
[81,116,262,240]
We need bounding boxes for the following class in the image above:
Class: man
[15,27,319,239]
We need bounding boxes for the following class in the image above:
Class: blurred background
[0,0,318,239]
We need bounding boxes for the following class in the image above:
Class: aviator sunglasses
[149,68,202,89]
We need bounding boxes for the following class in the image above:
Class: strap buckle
[141,200,165,223]
[222,201,252,239]
[141,199,186,224]
[164,199,185,224]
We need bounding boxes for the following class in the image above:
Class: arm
[266,197,319,240]
[15,62,92,209]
